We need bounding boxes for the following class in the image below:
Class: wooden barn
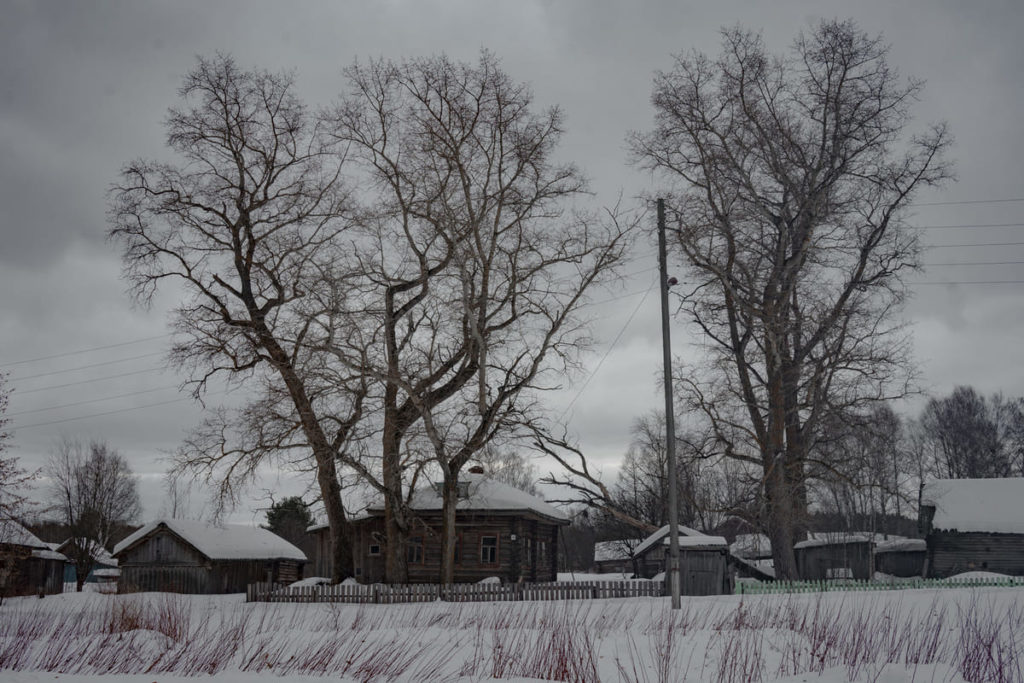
[312,471,569,584]
[56,538,120,586]
[874,537,926,577]
[113,519,306,594]
[920,478,1024,578]
[0,521,66,598]
[633,525,731,595]
[794,533,874,580]
[591,540,638,574]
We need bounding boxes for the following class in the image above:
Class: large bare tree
[329,52,631,583]
[109,55,360,581]
[46,439,141,591]
[631,21,952,578]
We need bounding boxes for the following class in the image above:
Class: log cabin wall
[795,542,873,580]
[349,513,562,584]
[926,531,1024,578]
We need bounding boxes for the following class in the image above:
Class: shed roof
[793,533,873,550]
[634,524,727,556]
[922,478,1024,534]
[113,519,307,561]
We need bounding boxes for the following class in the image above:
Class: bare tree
[472,446,539,495]
[0,375,35,526]
[328,52,631,583]
[46,439,141,591]
[109,54,362,581]
[631,21,953,578]
[919,386,1024,479]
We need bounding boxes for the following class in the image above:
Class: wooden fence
[736,575,1024,595]
[247,580,664,604]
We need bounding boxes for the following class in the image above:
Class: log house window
[407,536,424,565]
[454,533,463,565]
[368,544,381,556]
[480,535,498,565]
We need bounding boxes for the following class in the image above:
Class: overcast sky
[2,0,1022,526]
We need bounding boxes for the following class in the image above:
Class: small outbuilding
[920,478,1024,578]
[0,521,66,598]
[591,540,639,574]
[794,533,874,580]
[874,537,926,578]
[634,524,731,595]
[56,538,120,587]
[113,519,307,594]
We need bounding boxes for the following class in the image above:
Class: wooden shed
[56,538,119,586]
[0,521,66,598]
[634,525,731,595]
[920,478,1024,578]
[113,519,306,594]
[874,538,926,577]
[312,472,569,584]
[591,540,638,574]
[794,533,874,580]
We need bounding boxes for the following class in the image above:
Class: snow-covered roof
[634,524,727,556]
[31,548,68,562]
[793,533,873,550]
[364,473,568,524]
[113,519,307,561]
[593,540,637,562]
[922,478,1024,534]
[0,520,49,549]
[875,538,926,554]
[57,538,118,566]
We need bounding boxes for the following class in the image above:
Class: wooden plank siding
[926,531,1024,578]
[795,542,873,581]
[338,512,561,584]
[117,528,304,594]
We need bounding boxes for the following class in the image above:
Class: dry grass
[0,588,1020,681]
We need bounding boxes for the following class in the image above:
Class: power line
[11,395,201,431]
[13,367,168,395]
[915,222,1024,230]
[6,385,180,417]
[926,241,1024,249]
[0,334,169,369]
[560,279,657,420]
[9,352,166,382]
[911,197,1024,207]
[912,280,1024,286]
[924,260,1024,267]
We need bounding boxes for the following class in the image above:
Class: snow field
[0,585,1021,682]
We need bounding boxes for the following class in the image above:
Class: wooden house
[312,472,569,584]
[794,533,874,580]
[0,521,66,598]
[56,538,120,586]
[728,533,776,581]
[874,537,926,577]
[920,478,1024,578]
[112,519,307,594]
[591,540,639,574]
[633,524,731,595]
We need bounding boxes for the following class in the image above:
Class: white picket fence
[247,579,664,604]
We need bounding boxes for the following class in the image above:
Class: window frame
[480,534,499,566]
[406,536,424,565]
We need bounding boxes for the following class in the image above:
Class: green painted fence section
[735,576,1024,595]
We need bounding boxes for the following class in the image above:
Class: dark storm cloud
[1,0,1021,519]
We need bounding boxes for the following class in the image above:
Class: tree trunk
[314,448,353,583]
[438,474,458,584]
[381,418,409,584]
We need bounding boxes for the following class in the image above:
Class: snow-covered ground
[1,584,1021,682]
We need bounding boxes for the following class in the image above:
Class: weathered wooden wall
[343,513,561,584]
[0,546,64,597]
[118,529,303,594]
[926,531,1024,578]
[875,550,926,577]
[795,542,873,581]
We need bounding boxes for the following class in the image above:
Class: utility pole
[658,198,681,609]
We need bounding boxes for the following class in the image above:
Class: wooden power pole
[658,198,681,609]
